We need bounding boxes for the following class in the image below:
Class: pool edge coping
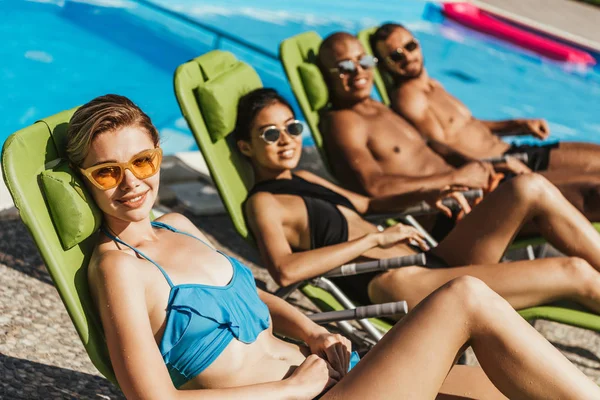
[463,0,600,53]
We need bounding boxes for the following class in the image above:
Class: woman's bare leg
[432,174,600,269]
[437,365,506,399]
[323,277,600,400]
[369,257,600,312]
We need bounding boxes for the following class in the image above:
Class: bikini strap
[151,221,215,249]
[101,226,175,288]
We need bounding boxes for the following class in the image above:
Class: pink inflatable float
[442,2,596,66]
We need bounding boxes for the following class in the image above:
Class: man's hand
[435,190,473,220]
[451,161,495,189]
[521,119,550,140]
[495,156,532,175]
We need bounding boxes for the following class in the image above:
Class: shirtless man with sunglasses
[318,32,497,196]
[370,23,600,220]
[317,31,600,221]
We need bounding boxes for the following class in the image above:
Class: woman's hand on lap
[288,354,340,399]
[375,224,430,251]
[306,328,352,376]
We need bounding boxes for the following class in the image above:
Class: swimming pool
[147,0,600,146]
[2,0,599,155]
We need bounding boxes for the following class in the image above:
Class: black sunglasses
[387,39,420,63]
[260,120,304,144]
[329,54,378,75]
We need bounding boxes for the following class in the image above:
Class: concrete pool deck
[476,0,600,51]
[2,0,600,398]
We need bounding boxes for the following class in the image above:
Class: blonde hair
[66,94,159,166]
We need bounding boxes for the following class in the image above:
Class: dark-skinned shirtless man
[317,32,600,221]
[370,23,600,220]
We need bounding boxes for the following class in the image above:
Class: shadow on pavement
[0,216,51,286]
[0,353,123,400]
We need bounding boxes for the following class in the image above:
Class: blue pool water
[2,0,600,155]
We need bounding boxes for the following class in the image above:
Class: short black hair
[370,22,406,59]
[234,88,294,142]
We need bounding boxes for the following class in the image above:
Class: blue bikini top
[101,221,270,388]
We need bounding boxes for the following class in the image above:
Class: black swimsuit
[246,174,448,305]
[247,174,356,249]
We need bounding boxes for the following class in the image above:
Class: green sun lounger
[173,50,400,341]
[278,30,600,332]
[1,110,118,385]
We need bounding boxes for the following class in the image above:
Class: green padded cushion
[195,62,263,142]
[298,63,328,111]
[39,161,102,250]
[197,51,238,81]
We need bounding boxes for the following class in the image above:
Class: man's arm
[426,138,477,168]
[391,88,475,167]
[326,110,488,196]
[392,87,448,143]
[480,120,526,136]
[480,119,550,139]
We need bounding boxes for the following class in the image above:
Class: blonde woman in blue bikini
[69,94,600,399]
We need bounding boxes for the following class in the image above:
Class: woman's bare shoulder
[155,212,196,231]
[155,212,215,248]
[88,247,143,287]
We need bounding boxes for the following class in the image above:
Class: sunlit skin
[81,126,160,226]
[244,99,600,310]
[83,125,356,399]
[375,27,522,160]
[318,35,500,198]
[376,26,600,220]
[238,100,600,398]
[377,29,424,80]
[75,102,600,398]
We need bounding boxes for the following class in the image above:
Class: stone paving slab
[475,0,600,50]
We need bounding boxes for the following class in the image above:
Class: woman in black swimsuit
[239,88,600,313]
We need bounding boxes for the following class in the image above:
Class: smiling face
[80,125,160,223]
[238,101,303,173]
[375,27,423,79]
[321,36,374,104]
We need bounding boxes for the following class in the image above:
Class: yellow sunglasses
[79,148,163,190]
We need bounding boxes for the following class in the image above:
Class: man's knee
[508,173,559,203]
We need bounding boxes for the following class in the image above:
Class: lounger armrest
[308,301,408,324]
[483,152,529,165]
[364,188,483,220]
[323,253,427,278]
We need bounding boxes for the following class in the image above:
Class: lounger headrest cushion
[298,63,328,111]
[195,62,263,142]
[197,51,238,81]
[40,161,102,250]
